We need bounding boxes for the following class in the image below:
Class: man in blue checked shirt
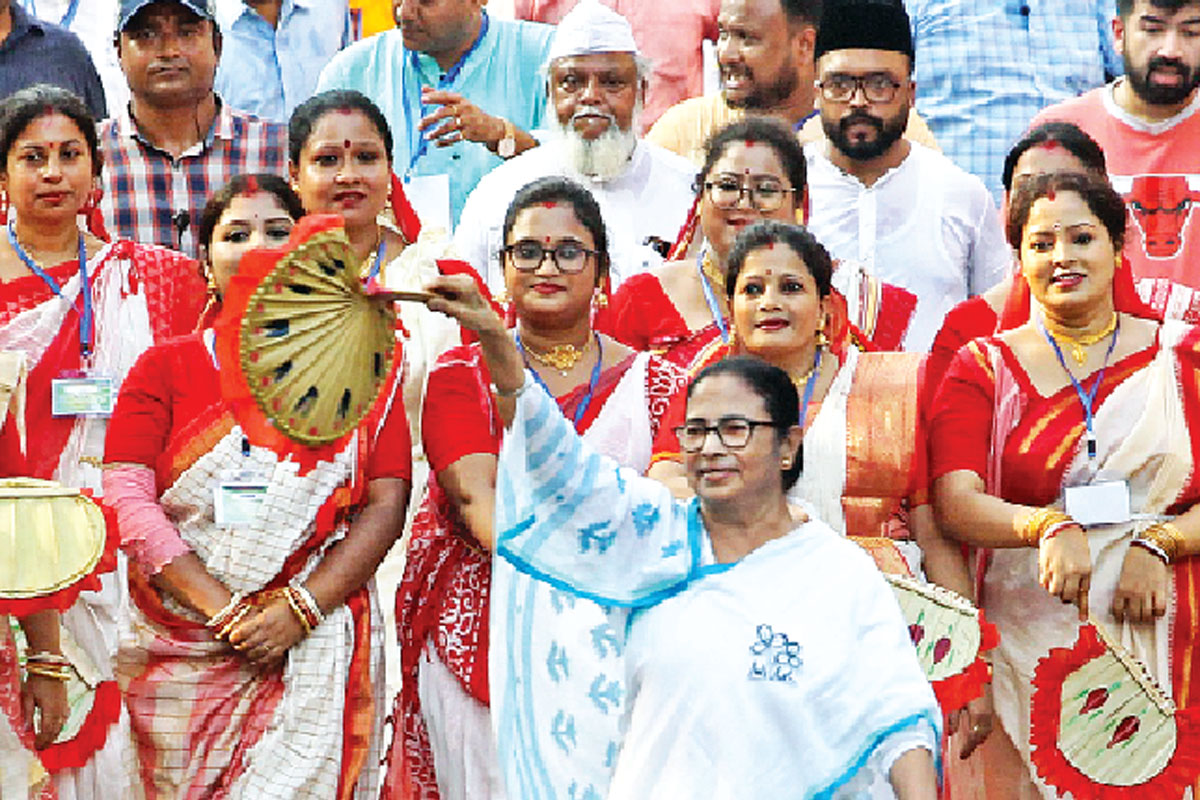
[905,0,1121,203]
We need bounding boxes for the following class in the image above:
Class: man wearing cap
[646,0,937,166]
[98,0,287,258]
[0,0,106,118]
[453,0,696,293]
[804,0,1009,353]
[1031,0,1200,321]
[316,0,554,230]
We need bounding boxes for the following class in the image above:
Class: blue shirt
[316,15,555,227]
[214,0,351,122]
[905,0,1122,202]
[0,3,105,119]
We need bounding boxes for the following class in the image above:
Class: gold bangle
[1138,522,1183,564]
[1017,507,1074,547]
[25,663,71,681]
[281,587,314,635]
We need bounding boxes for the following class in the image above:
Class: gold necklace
[700,251,726,299]
[523,336,591,377]
[1046,312,1118,366]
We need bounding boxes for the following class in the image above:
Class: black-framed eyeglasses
[674,416,781,452]
[703,179,795,211]
[502,240,599,273]
[817,73,903,103]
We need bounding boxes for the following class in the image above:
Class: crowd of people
[1,0,1199,797]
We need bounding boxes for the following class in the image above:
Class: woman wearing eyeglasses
[386,176,686,799]
[605,117,807,369]
[401,237,942,797]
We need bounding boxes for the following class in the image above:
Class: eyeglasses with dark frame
[702,178,796,212]
[817,73,904,104]
[674,416,782,452]
[502,240,600,273]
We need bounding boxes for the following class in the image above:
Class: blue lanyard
[7,221,92,357]
[23,0,80,27]
[516,332,603,426]
[1039,315,1120,461]
[405,10,490,177]
[696,249,729,344]
[792,108,819,133]
[799,347,823,428]
[366,238,387,280]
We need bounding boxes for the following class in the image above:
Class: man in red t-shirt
[1032,0,1200,320]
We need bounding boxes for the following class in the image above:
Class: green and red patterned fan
[885,573,998,711]
[1031,623,1200,799]
[214,215,400,466]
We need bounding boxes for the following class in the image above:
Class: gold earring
[816,329,828,347]
[496,289,510,304]
[593,289,608,308]
[781,458,792,470]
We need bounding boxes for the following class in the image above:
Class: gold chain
[523,338,590,376]
[1046,312,1118,367]
[700,250,726,300]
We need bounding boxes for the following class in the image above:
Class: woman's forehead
[687,373,768,418]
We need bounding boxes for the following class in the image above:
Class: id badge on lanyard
[213,438,270,526]
[51,371,115,416]
[1063,480,1131,527]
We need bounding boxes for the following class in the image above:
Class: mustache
[838,111,883,133]
[571,108,618,124]
[1148,56,1189,74]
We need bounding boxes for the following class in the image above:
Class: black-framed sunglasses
[674,416,781,452]
[502,240,599,273]
[703,179,795,212]
[817,73,903,104]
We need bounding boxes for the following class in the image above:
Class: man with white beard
[453,0,696,293]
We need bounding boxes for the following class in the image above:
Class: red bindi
[1037,139,1062,151]
[542,201,558,208]
[1047,188,1056,201]
[766,242,775,250]
[343,139,352,149]
[744,139,756,147]
[335,107,354,115]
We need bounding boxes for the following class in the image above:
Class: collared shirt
[316,17,556,228]
[453,137,697,291]
[905,0,1121,203]
[18,0,127,117]
[214,0,351,122]
[804,142,1011,352]
[513,0,720,133]
[0,3,106,119]
[98,99,288,258]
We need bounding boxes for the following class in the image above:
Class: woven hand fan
[215,215,398,458]
[1031,623,1200,799]
[0,479,116,615]
[885,573,998,711]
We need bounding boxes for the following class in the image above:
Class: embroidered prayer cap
[116,0,215,32]
[547,0,639,61]
[813,0,914,63]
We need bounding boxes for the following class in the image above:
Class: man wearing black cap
[97,0,288,257]
[804,0,1010,353]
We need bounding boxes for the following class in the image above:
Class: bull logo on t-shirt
[1111,174,1200,260]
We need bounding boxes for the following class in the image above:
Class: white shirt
[453,137,697,292]
[804,141,1011,352]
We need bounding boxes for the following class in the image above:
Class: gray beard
[551,102,640,181]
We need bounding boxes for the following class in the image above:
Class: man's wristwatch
[497,119,517,159]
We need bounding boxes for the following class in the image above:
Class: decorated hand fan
[214,215,399,458]
[1031,623,1200,799]
[0,479,115,615]
[885,573,998,711]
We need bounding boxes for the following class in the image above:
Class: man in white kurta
[803,0,1010,352]
[453,0,696,293]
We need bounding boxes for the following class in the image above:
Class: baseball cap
[116,0,215,32]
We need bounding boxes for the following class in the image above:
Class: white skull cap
[547,0,639,61]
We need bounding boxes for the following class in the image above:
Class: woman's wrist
[1015,507,1077,547]
[1134,521,1182,564]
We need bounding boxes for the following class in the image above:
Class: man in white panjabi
[453,0,697,294]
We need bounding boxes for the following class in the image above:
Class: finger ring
[455,115,462,128]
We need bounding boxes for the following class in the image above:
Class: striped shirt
[98,99,288,257]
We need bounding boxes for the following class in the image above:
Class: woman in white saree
[424,263,942,798]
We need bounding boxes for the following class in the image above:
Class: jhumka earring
[592,288,608,308]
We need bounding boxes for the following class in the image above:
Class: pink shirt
[515,0,720,132]
[1033,85,1200,320]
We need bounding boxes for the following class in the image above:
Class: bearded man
[1032,0,1200,320]
[453,0,695,292]
[803,0,1010,353]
